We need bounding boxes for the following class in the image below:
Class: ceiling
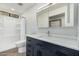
[0,3,36,15]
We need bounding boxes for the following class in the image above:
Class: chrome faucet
[47,30,50,36]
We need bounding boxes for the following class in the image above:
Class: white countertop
[26,34,79,51]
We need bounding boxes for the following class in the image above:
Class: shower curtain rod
[0,10,19,18]
[0,10,26,19]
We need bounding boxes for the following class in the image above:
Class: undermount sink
[30,33,53,38]
[33,34,52,39]
[33,33,49,38]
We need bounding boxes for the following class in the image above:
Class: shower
[0,11,26,52]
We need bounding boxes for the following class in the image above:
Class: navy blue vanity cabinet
[34,40,57,56]
[26,37,35,56]
[26,36,79,56]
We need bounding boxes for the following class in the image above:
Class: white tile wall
[38,27,78,37]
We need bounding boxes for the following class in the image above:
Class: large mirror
[37,3,78,28]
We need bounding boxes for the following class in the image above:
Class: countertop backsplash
[38,27,78,39]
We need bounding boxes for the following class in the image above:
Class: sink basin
[29,33,53,40]
[36,34,49,38]
[30,33,48,37]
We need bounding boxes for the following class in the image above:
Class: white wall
[22,3,46,34]
[22,3,78,40]
[21,4,46,53]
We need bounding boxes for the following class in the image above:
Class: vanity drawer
[27,36,43,45]
[27,36,39,43]
[27,37,32,42]
[26,47,34,56]
[36,40,57,48]
[27,44,32,47]
[27,36,35,45]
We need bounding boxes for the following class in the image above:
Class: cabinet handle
[37,43,49,48]
[37,43,42,46]
[27,39,31,41]
[27,44,31,47]
[37,50,42,56]
[56,51,67,56]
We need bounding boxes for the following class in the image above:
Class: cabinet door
[34,46,43,56]
[37,11,49,28]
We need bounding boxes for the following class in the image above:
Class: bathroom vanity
[26,3,79,56]
[26,34,79,56]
